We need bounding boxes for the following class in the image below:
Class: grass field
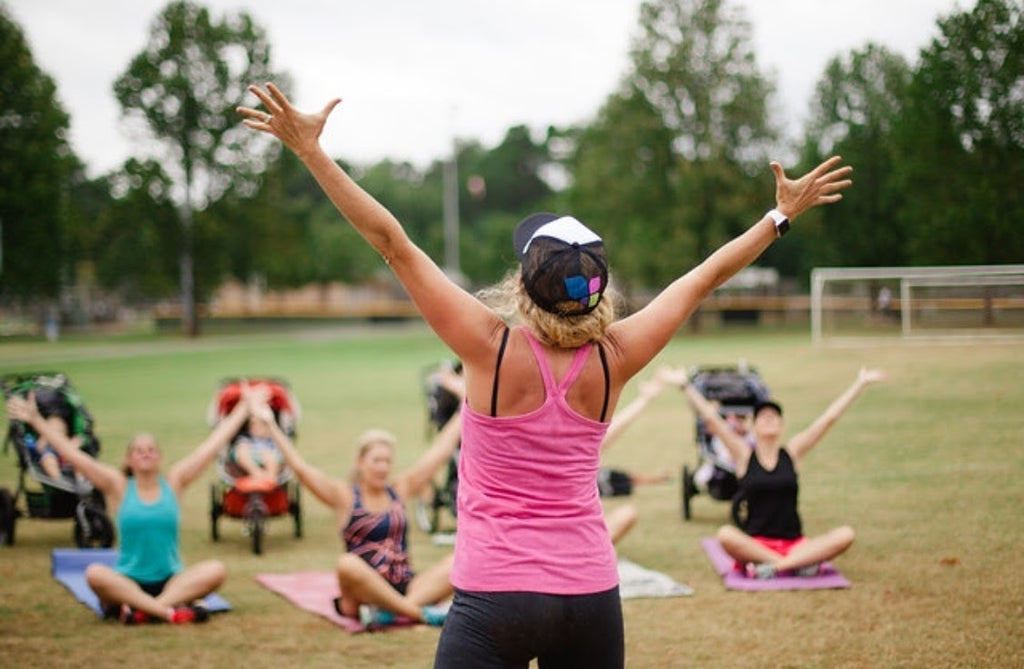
[0,323,1022,668]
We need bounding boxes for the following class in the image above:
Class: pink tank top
[451,329,618,594]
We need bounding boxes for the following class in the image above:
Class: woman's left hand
[6,394,40,424]
[770,155,853,220]
[237,82,341,160]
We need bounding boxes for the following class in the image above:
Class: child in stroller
[1,373,114,548]
[208,378,302,554]
[668,364,770,520]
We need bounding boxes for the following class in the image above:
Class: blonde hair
[349,429,397,485]
[477,270,618,348]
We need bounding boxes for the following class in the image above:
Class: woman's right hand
[857,367,888,385]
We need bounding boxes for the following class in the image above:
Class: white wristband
[766,209,790,237]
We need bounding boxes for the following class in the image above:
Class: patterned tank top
[341,486,414,587]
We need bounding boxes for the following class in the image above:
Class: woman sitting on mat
[5,393,252,624]
[666,366,886,578]
[242,377,461,627]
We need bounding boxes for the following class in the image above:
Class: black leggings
[434,586,624,669]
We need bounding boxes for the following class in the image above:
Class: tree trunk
[179,202,198,337]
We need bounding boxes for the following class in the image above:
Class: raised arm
[608,157,853,378]
[237,84,500,367]
[249,392,352,514]
[658,367,754,471]
[6,394,124,495]
[601,376,666,450]
[787,367,887,461]
[166,398,251,495]
[395,411,463,502]
[394,367,465,500]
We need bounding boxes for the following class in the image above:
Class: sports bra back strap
[598,343,609,422]
[490,326,511,417]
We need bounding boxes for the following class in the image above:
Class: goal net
[810,265,1024,345]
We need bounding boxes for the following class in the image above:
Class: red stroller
[207,378,302,554]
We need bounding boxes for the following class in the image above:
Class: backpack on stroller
[414,360,461,535]
[0,373,114,548]
[680,363,771,521]
[207,378,302,554]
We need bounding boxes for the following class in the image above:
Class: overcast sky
[7,0,967,178]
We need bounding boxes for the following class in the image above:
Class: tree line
[1,0,1021,334]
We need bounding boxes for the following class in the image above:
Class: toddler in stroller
[668,364,770,521]
[207,378,302,554]
[1,373,114,547]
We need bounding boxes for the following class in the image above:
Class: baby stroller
[680,363,771,521]
[414,360,461,535]
[0,373,114,548]
[207,378,302,554]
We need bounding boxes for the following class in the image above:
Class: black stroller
[680,364,771,521]
[413,360,462,536]
[0,373,115,548]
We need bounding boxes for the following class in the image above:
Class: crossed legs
[716,524,855,572]
[85,560,226,621]
[334,552,454,622]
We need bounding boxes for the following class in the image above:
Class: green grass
[1,325,1022,668]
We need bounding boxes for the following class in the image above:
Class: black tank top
[740,448,802,539]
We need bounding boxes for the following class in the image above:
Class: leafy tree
[0,6,77,303]
[568,0,778,293]
[798,44,912,273]
[455,126,555,285]
[894,0,1024,265]
[566,85,679,292]
[113,0,281,335]
[93,160,180,298]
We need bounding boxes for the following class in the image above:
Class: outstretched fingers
[249,83,284,116]
[816,167,854,203]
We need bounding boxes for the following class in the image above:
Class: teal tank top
[114,477,183,583]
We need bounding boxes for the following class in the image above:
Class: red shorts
[732,536,805,571]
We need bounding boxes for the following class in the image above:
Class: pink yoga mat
[255,571,418,633]
[701,537,851,591]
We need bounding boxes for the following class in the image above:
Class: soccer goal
[810,265,1024,345]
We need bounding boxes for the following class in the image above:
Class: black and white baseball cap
[513,213,608,316]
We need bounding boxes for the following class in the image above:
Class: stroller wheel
[249,511,265,555]
[74,503,114,548]
[289,483,302,539]
[0,487,16,546]
[682,465,695,521]
[210,484,222,542]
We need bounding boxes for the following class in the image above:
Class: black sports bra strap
[598,343,610,422]
[490,326,511,417]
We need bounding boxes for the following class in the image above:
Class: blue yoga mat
[51,548,231,615]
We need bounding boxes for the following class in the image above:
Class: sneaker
[358,605,395,627]
[744,562,777,580]
[119,605,149,625]
[420,604,448,627]
[794,563,822,578]
[169,604,210,624]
